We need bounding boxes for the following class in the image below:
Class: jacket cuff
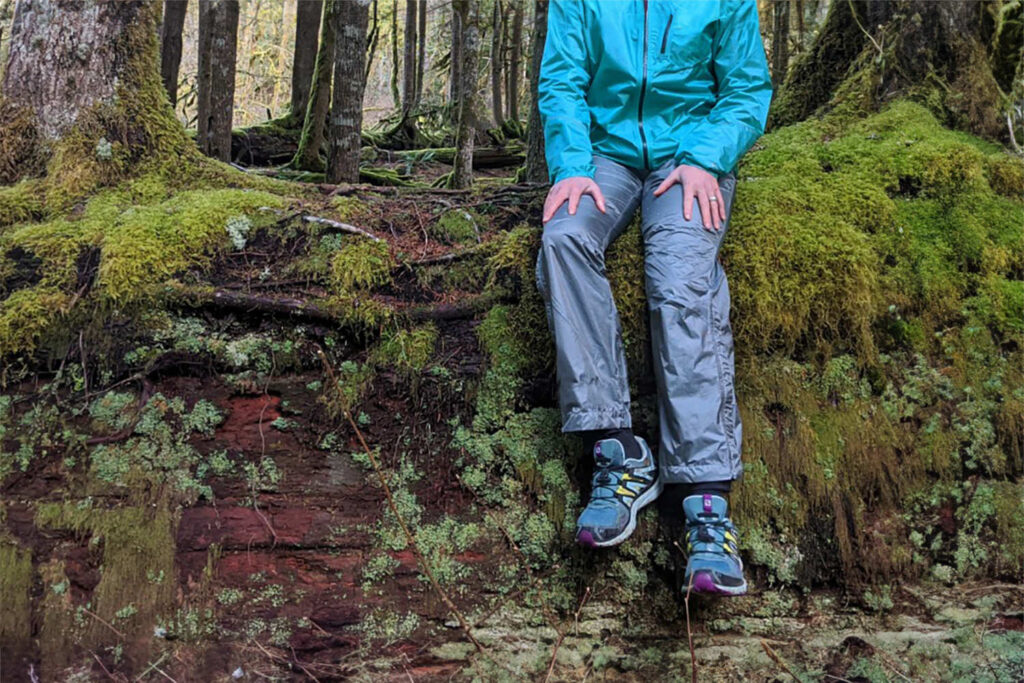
[550,164,596,185]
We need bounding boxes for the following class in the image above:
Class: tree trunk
[4,0,151,140]
[390,0,400,107]
[401,0,417,117]
[491,0,504,129]
[326,0,371,183]
[365,0,379,82]
[448,4,462,122]
[507,0,523,123]
[415,0,427,107]
[160,0,188,108]
[770,0,1008,141]
[451,0,481,188]
[290,0,323,124]
[770,0,790,87]
[523,0,548,183]
[293,0,336,171]
[196,0,239,161]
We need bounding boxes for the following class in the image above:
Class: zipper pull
[660,13,673,54]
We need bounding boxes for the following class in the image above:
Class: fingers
[697,188,712,230]
[653,169,678,197]
[587,181,607,213]
[542,186,564,223]
[683,181,695,221]
[567,184,583,215]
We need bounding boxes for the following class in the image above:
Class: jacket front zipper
[638,0,650,169]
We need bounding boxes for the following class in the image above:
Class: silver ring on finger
[709,196,718,202]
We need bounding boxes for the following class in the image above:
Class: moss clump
[370,323,438,374]
[329,238,395,294]
[0,178,285,355]
[432,208,481,245]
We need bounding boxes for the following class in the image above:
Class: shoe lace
[590,459,626,501]
[686,517,735,552]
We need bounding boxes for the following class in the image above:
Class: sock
[658,480,733,525]
[580,427,641,462]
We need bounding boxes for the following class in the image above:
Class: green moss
[0,541,33,661]
[329,238,395,294]
[432,208,481,245]
[370,323,438,373]
[35,500,175,662]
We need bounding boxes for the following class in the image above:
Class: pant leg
[535,155,644,432]
[640,163,743,483]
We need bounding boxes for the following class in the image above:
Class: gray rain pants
[535,155,742,484]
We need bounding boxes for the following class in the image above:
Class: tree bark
[770,0,1008,142]
[491,0,504,129]
[290,0,323,124]
[326,0,371,183]
[448,4,462,121]
[770,0,790,87]
[415,0,427,107]
[3,0,151,140]
[401,0,417,117]
[160,0,188,108]
[507,0,523,123]
[451,0,481,188]
[390,0,400,107]
[293,0,336,171]
[196,0,239,161]
[523,0,548,183]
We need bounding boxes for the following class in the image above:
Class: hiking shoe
[682,494,747,596]
[575,435,662,548]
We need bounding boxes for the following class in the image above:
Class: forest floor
[3,112,1023,681]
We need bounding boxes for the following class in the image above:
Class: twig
[81,606,125,639]
[760,640,801,682]
[684,568,697,683]
[91,652,117,681]
[316,347,485,653]
[302,215,382,242]
[544,587,591,683]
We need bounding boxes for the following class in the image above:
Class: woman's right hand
[542,176,607,223]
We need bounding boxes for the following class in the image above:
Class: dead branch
[302,215,382,242]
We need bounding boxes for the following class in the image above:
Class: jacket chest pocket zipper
[660,14,673,54]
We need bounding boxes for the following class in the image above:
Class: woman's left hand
[652,164,727,231]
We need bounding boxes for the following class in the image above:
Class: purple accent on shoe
[703,494,712,514]
[576,529,597,548]
[690,572,725,594]
[595,442,602,457]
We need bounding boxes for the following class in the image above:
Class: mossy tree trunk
[415,0,427,107]
[507,0,524,123]
[451,0,482,189]
[491,0,505,129]
[196,0,239,161]
[770,0,791,87]
[159,0,188,108]
[523,0,548,182]
[290,0,323,125]
[401,0,417,118]
[0,0,191,185]
[3,0,149,140]
[326,0,371,183]
[770,0,1015,142]
[293,0,336,171]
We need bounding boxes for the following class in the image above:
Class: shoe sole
[576,477,664,548]
[687,570,747,596]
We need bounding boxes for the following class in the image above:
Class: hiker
[535,0,773,595]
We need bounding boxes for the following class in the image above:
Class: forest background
[0,0,1022,681]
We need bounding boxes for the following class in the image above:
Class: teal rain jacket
[538,0,773,184]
